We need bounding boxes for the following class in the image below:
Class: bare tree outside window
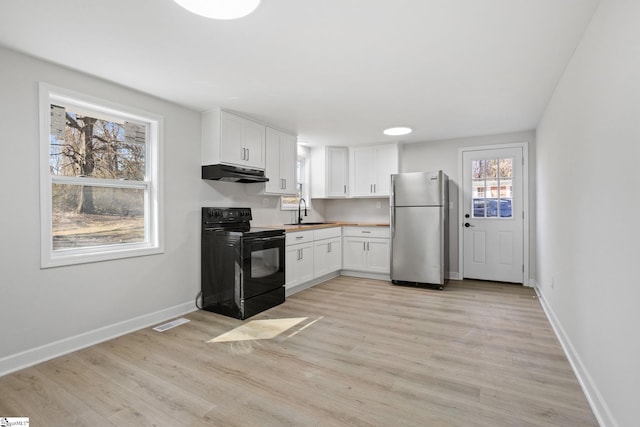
[49,107,148,250]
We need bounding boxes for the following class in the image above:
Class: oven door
[242,234,285,300]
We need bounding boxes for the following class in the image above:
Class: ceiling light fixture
[383,126,412,136]
[174,0,261,20]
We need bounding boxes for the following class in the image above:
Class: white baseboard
[285,272,340,297]
[340,270,390,281]
[0,301,197,377]
[533,281,616,427]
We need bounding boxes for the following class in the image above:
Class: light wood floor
[0,277,598,426]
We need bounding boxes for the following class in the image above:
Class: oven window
[251,247,281,278]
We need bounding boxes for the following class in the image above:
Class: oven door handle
[247,236,286,243]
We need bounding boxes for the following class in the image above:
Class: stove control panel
[203,207,252,224]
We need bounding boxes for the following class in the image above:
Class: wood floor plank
[0,278,598,426]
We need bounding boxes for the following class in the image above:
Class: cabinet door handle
[344,185,347,194]
[246,149,250,161]
[367,242,370,251]
[328,243,332,253]
[373,184,376,193]
[363,241,366,251]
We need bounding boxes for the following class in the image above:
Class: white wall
[400,130,536,280]
[323,198,390,224]
[0,47,320,374]
[535,0,640,425]
[0,46,201,372]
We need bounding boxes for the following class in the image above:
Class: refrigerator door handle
[390,207,395,238]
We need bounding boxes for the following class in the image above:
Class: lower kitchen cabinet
[285,226,387,293]
[285,242,314,289]
[313,237,342,278]
[342,227,390,274]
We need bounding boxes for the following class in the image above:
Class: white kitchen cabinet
[264,127,297,195]
[349,144,398,197]
[286,243,314,290]
[342,237,368,270]
[285,231,314,290]
[310,146,349,198]
[342,227,390,274]
[313,238,342,278]
[202,109,266,170]
[313,227,342,278]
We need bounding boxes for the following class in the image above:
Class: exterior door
[461,146,524,283]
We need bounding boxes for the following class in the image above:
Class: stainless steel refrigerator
[390,170,449,288]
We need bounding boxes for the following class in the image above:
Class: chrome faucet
[298,198,307,224]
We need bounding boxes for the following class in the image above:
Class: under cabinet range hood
[202,164,269,183]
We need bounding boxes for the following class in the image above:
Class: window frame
[470,156,514,219]
[280,145,311,211]
[39,82,164,268]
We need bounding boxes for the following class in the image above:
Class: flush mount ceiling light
[383,126,412,136]
[174,0,261,20]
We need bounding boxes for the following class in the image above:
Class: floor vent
[153,317,190,332]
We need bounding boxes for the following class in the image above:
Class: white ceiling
[0,0,599,146]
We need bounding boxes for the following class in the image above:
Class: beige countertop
[263,222,390,232]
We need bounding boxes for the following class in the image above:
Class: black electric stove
[201,207,285,319]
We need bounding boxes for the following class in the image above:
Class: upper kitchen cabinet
[264,127,297,195]
[310,146,349,198]
[350,143,398,197]
[202,109,266,170]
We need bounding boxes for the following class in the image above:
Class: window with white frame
[280,147,309,210]
[39,83,163,267]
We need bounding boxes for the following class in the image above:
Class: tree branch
[65,113,83,131]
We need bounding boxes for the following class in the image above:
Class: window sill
[41,244,164,269]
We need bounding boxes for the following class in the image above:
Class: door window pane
[486,159,498,179]
[471,158,513,219]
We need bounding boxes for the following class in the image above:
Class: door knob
[464,222,474,228]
